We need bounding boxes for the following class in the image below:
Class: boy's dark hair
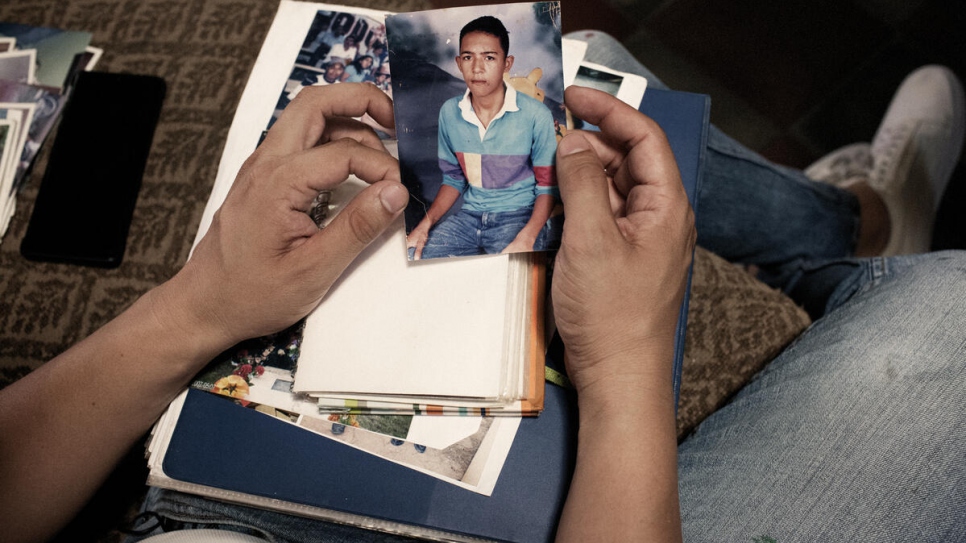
[460,16,509,56]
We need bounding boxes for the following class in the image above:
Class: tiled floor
[432,0,966,249]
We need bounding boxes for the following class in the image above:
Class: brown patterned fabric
[678,247,811,438]
[0,0,811,539]
[0,0,280,382]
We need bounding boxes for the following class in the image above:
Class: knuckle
[345,205,383,246]
[561,153,604,178]
[328,136,360,155]
[573,158,605,180]
[239,153,283,187]
[246,160,275,182]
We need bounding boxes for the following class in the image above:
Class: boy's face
[456,31,513,101]
[324,62,345,82]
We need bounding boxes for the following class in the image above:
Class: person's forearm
[408,184,461,258]
[516,193,555,243]
[423,184,461,225]
[551,86,690,543]
[556,346,682,543]
[0,273,229,543]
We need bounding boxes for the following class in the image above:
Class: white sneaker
[805,142,873,188]
[870,65,965,255]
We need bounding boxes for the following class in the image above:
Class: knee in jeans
[900,250,966,294]
[563,29,620,45]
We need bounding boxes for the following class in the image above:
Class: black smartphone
[20,71,166,268]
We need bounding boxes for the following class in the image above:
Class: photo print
[386,2,565,260]
[0,103,33,199]
[190,320,511,494]
[0,121,14,186]
[0,81,65,192]
[0,23,92,89]
[571,61,647,132]
[0,50,36,84]
[266,8,392,138]
[574,62,622,96]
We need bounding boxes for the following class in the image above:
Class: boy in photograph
[406,15,558,260]
[372,62,391,93]
[287,60,345,101]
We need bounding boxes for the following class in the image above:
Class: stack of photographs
[0,23,100,242]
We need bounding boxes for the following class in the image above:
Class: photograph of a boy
[387,3,564,260]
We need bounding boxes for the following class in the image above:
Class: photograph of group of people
[269,9,392,132]
[266,3,567,261]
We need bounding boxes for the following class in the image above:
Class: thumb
[308,180,409,269]
[556,132,619,237]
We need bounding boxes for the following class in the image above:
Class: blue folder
[161,87,710,543]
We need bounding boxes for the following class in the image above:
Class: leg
[419,210,482,259]
[568,32,965,316]
[706,63,963,317]
[677,251,966,541]
[479,207,533,254]
[565,31,862,289]
[572,33,966,540]
[129,487,419,542]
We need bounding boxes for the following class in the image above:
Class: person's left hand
[162,83,408,349]
[552,86,690,543]
[551,86,696,397]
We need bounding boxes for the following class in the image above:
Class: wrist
[515,229,538,244]
[144,267,238,367]
[427,211,443,226]
[566,345,676,421]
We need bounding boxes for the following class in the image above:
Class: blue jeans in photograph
[419,206,550,259]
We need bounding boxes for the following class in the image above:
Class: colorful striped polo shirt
[437,83,558,213]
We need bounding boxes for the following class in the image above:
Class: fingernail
[380,183,409,213]
[558,133,590,156]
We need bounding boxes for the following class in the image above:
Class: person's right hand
[161,83,409,352]
[551,86,696,400]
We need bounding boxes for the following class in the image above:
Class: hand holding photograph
[386,2,565,260]
[266,7,392,137]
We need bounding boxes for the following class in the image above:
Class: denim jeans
[129,487,420,542]
[677,252,966,542]
[133,32,966,543]
[572,31,867,318]
[420,206,548,259]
